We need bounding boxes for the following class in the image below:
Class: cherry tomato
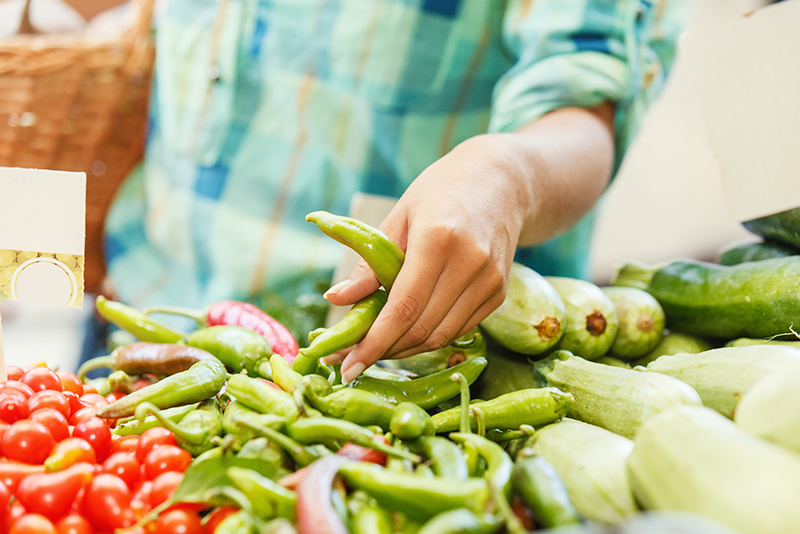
[102,452,140,488]
[10,514,56,534]
[0,479,10,511]
[6,367,24,382]
[80,385,97,395]
[133,379,153,391]
[60,392,83,418]
[44,438,96,472]
[149,471,183,508]
[203,506,238,534]
[72,418,112,461]
[111,436,139,455]
[154,509,202,534]
[143,446,191,480]
[77,394,106,407]
[55,373,83,397]
[4,501,27,531]
[130,480,153,518]
[21,368,62,393]
[54,514,92,534]
[16,463,93,521]
[30,409,70,443]
[81,474,134,530]
[68,407,97,426]
[0,389,30,423]
[1,381,35,398]
[3,421,55,464]
[105,392,126,403]
[28,391,70,419]
[136,428,177,463]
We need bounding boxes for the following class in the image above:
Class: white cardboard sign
[682,0,800,222]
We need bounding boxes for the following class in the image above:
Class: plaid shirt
[105,0,689,309]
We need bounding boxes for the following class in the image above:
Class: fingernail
[341,361,366,385]
[323,279,351,300]
[321,352,345,366]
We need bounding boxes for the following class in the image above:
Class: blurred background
[0,0,767,372]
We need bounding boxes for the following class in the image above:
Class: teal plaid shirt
[106,0,688,309]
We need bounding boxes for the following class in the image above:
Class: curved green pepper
[134,399,222,456]
[226,374,299,421]
[184,325,272,374]
[511,454,580,529]
[95,295,183,343]
[406,436,468,480]
[390,403,435,441]
[227,466,296,521]
[417,508,501,534]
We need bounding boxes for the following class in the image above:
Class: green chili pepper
[463,441,482,478]
[134,399,222,456]
[485,425,535,444]
[215,510,257,534]
[338,462,490,521]
[306,211,405,292]
[286,417,420,463]
[351,357,487,410]
[432,387,573,433]
[184,325,272,374]
[385,438,414,474]
[95,358,227,419]
[511,453,580,529]
[229,414,320,468]
[292,290,388,375]
[415,464,435,478]
[362,367,415,381]
[108,370,134,394]
[222,401,287,443]
[95,295,184,343]
[227,466,296,521]
[236,437,292,474]
[416,509,502,534]
[389,403,434,441]
[348,491,393,534]
[270,355,304,394]
[406,436,468,480]
[87,377,111,396]
[298,375,396,430]
[194,446,223,463]
[113,403,199,437]
[226,374,299,420]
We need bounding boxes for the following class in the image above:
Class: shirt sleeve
[489,0,691,172]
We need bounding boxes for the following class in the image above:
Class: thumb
[324,260,381,306]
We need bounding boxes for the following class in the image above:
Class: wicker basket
[0,0,156,293]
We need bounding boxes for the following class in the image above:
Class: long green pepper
[222,401,287,443]
[226,374,299,420]
[298,375,396,430]
[406,436,469,480]
[227,466,296,521]
[184,325,272,373]
[113,403,198,437]
[134,399,222,456]
[95,295,184,343]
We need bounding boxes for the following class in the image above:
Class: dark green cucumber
[743,207,800,249]
[613,257,800,339]
[720,240,798,266]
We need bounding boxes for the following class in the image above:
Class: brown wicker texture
[0,0,156,293]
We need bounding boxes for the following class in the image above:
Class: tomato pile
[0,365,197,534]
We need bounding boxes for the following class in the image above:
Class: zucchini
[725,337,800,348]
[644,345,800,418]
[628,405,800,534]
[743,207,800,249]
[595,356,631,369]
[632,333,711,367]
[545,277,618,361]
[719,240,798,265]
[734,368,800,453]
[480,263,566,355]
[535,351,701,438]
[511,455,580,528]
[613,257,800,339]
[527,419,636,525]
[600,287,664,360]
[384,327,486,376]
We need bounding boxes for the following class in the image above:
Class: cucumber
[383,327,486,376]
[644,345,800,418]
[613,257,800,339]
[734,368,800,453]
[719,240,798,265]
[743,207,800,249]
[535,351,701,438]
[628,405,800,534]
[632,333,711,367]
[544,277,618,361]
[595,356,631,369]
[601,287,665,360]
[527,419,636,525]
[480,263,566,355]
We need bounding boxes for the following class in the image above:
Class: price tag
[682,0,800,222]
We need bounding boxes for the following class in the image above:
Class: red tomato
[60,392,83,418]
[203,507,238,534]
[72,418,112,461]
[80,474,134,531]
[55,373,83,397]
[143,446,191,480]
[28,391,70,419]
[30,409,70,443]
[9,514,56,534]
[136,428,177,463]
[130,480,153,518]
[54,514,92,534]
[80,385,97,395]
[133,379,153,391]
[1,381,35,398]
[111,436,139,455]
[44,438,96,472]
[149,471,183,508]
[77,394,106,407]
[16,463,93,521]
[21,369,62,393]
[68,407,97,426]
[0,478,10,511]
[3,421,55,464]
[0,389,30,424]
[154,509,203,534]
[6,367,24,382]
[102,452,140,488]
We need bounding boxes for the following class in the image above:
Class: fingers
[324,260,381,306]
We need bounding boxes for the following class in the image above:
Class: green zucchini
[384,327,485,376]
[595,356,631,369]
[644,345,800,418]
[535,351,701,438]
[613,257,800,339]
[600,287,664,360]
[632,333,711,367]
[743,207,800,249]
[511,455,581,528]
[628,405,800,534]
[734,368,800,453]
[544,277,618,361]
[480,263,566,355]
[719,240,798,265]
[527,419,636,525]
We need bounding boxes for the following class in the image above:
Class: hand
[324,134,532,383]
